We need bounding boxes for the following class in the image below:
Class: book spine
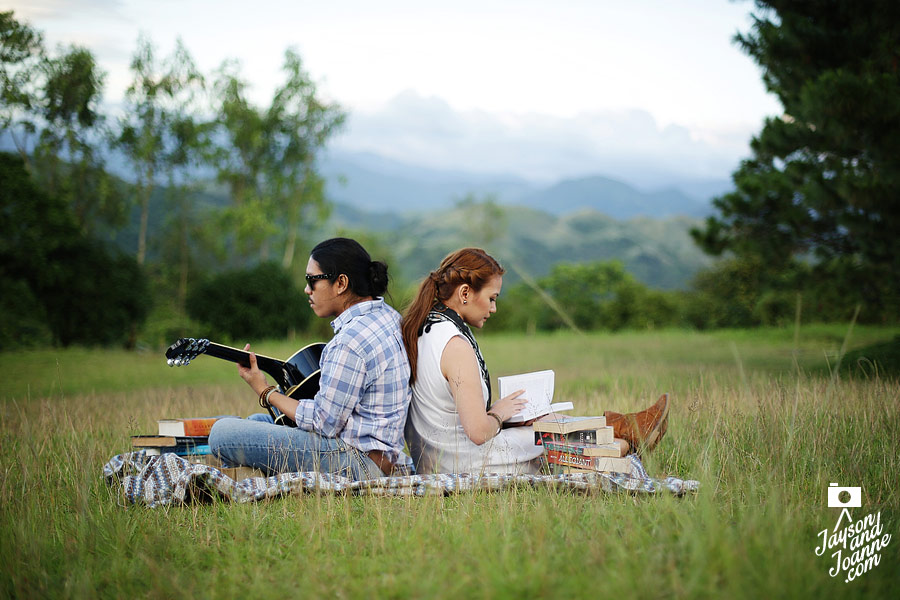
[535,428,613,446]
[160,418,219,437]
[180,418,219,437]
[540,441,605,457]
[540,439,628,457]
[542,441,587,455]
[174,444,212,456]
[545,450,630,472]
[132,437,211,456]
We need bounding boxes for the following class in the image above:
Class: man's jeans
[209,414,385,481]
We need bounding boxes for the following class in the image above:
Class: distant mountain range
[312,152,720,289]
[1,138,723,289]
[318,150,731,219]
[324,202,713,290]
[1,131,731,218]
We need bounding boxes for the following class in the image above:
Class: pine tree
[692,0,900,320]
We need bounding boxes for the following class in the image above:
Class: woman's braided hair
[401,248,504,384]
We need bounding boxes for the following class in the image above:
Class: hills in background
[314,151,721,289]
[327,202,713,290]
[1,138,724,289]
[319,150,731,219]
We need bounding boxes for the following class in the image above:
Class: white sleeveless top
[405,321,543,474]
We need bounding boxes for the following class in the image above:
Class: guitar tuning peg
[174,358,183,367]
[183,357,191,365]
[167,358,174,367]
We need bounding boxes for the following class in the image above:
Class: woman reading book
[209,238,412,480]
[401,247,669,475]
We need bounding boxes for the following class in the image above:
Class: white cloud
[8,1,778,187]
[7,0,126,21]
[334,91,757,186]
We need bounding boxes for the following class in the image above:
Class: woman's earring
[463,299,467,304]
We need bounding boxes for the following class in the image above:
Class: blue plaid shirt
[294,299,413,468]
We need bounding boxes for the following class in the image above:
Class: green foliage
[0,277,52,348]
[692,1,900,323]
[186,262,311,341]
[211,49,344,267]
[541,261,629,330]
[2,12,123,237]
[3,14,342,348]
[0,152,150,348]
[489,260,687,333]
[40,237,150,346]
[0,10,43,131]
[117,35,207,266]
[30,46,121,235]
[688,256,769,328]
[329,201,712,291]
[683,255,883,329]
[841,335,900,378]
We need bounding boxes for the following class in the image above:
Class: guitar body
[166,338,327,427]
[279,343,325,391]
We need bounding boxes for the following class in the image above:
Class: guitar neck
[203,342,288,388]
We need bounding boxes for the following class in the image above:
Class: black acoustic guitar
[165,338,326,426]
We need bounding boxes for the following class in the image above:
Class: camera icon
[828,482,862,508]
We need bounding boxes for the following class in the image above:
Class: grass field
[1,325,898,598]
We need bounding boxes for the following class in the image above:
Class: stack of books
[131,416,265,479]
[131,417,222,466]
[534,415,634,475]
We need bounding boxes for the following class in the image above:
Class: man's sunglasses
[305,273,334,288]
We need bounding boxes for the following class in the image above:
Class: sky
[8,0,783,187]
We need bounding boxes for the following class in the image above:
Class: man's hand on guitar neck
[237,343,269,396]
[238,343,301,422]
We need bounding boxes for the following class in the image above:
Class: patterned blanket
[103,450,700,507]
[103,451,700,507]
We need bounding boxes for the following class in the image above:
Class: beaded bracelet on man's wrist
[258,384,277,408]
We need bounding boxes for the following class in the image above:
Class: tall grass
[2,326,898,598]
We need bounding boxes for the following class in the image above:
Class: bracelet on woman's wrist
[259,384,277,408]
[487,411,503,435]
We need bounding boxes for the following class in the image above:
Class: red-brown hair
[401,248,505,384]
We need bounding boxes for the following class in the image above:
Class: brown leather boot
[604,394,669,455]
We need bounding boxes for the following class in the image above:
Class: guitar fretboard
[202,343,290,389]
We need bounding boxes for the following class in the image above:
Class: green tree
[540,261,632,330]
[117,35,206,265]
[0,152,149,348]
[212,49,344,265]
[211,60,271,260]
[186,262,311,341]
[30,46,122,236]
[159,113,214,307]
[692,0,900,322]
[270,49,344,269]
[0,10,43,159]
[1,13,121,236]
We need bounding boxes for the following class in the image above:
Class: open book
[498,370,573,423]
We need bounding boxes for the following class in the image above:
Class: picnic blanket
[103,450,700,507]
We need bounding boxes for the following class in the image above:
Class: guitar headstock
[165,337,210,367]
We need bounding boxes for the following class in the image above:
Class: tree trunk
[178,197,189,307]
[282,228,296,269]
[137,190,149,265]
[136,168,154,266]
